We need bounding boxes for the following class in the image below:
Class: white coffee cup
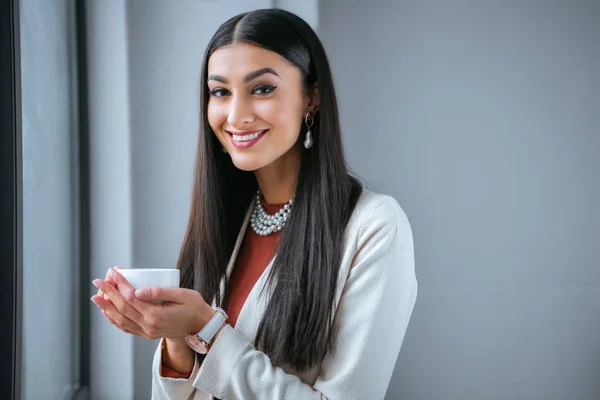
[116,268,180,291]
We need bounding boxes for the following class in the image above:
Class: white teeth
[232,131,264,141]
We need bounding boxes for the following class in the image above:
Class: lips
[226,129,268,149]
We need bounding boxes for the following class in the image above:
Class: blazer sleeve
[151,196,417,400]
[151,339,201,400]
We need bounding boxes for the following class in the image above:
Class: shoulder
[334,188,416,308]
[336,189,415,299]
[347,189,411,241]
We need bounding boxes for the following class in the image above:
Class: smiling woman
[90,8,417,400]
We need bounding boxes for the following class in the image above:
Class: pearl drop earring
[304,112,314,149]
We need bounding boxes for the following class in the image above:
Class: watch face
[198,342,208,354]
[184,334,208,355]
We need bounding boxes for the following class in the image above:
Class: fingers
[92,295,144,337]
[98,267,120,300]
[107,268,155,311]
[135,286,188,304]
[92,278,144,325]
[101,310,135,335]
[92,266,158,339]
[108,268,135,293]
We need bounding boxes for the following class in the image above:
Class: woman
[91,9,417,400]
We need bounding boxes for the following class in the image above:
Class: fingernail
[92,280,101,289]
[108,269,116,279]
[91,296,100,307]
[135,288,148,298]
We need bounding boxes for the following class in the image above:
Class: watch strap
[197,307,227,344]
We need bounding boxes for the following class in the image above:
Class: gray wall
[20,0,79,398]
[87,0,135,398]
[319,1,600,399]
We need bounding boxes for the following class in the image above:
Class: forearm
[162,337,195,374]
[193,325,323,399]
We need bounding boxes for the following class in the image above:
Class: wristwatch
[184,307,228,354]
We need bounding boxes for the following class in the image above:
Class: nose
[227,95,255,127]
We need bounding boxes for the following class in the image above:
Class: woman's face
[207,43,313,172]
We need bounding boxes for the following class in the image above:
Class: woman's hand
[91,268,215,340]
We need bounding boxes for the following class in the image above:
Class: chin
[229,154,268,172]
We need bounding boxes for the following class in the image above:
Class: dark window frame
[0,0,22,399]
[74,0,91,397]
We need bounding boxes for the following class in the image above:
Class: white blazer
[151,190,418,400]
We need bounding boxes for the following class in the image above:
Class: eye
[252,85,277,95]
[209,88,230,97]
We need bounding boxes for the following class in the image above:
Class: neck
[253,146,301,204]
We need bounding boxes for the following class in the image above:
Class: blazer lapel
[214,198,255,306]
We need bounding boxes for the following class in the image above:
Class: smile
[226,129,269,149]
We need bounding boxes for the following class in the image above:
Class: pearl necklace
[250,189,294,236]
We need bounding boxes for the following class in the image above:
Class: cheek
[207,102,226,133]
[257,98,304,138]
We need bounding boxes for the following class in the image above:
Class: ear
[306,83,320,114]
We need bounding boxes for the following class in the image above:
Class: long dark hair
[178,8,362,372]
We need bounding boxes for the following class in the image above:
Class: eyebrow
[208,68,280,84]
